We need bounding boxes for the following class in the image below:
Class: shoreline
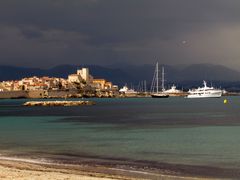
[0,159,120,180]
[0,93,239,100]
[0,155,233,180]
[0,157,212,180]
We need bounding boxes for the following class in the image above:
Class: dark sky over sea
[0,0,240,68]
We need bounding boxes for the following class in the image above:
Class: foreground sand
[0,159,218,180]
[0,160,126,180]
[0,166,112,180]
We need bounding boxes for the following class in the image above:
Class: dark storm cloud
[0,0,240,68]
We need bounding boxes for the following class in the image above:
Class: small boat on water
[186,81,222,98]
[150,62,169,98]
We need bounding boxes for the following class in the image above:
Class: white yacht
[119,85,137,94]
[187,81,222,98]
[150,62,169,98]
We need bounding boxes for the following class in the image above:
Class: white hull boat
[119,85,137,94]
[151,93,169,98]
[186,81,222,98]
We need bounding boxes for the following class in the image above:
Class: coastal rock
[23,100,96,106]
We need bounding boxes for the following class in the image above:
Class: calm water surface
[0,97,240,170]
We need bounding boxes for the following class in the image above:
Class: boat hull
[151,93,169,98]
[186,93,222,98]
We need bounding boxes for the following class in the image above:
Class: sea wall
[0,91,28,99]
[48,89,80,98]
[27,90,48,98]
[0,90,80,99]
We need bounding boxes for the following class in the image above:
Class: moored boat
[164,85,185,97]
[150,62,169,98]
[186,81,222,98]
[119,85,137,94]
[151,93,169,98]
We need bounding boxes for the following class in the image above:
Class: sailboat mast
[156,62,159,93]
[162,66,165,91]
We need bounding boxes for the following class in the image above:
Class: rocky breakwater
[23,100,96,106]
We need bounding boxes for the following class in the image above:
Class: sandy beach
[0,158,211,180]
[0,159,127,180]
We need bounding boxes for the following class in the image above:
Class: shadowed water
[0,97,240,178]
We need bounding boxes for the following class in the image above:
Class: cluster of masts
[150,62,165,93]
[119,62,224,98]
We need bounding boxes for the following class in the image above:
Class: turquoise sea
[0,97,240,178]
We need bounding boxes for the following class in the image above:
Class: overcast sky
[0,0,240,68]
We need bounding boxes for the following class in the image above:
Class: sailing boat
[150,62,169,98]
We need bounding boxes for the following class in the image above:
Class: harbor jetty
[23,100,96,106]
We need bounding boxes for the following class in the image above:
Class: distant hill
[0,65,44,81]
[0,63,240,91]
